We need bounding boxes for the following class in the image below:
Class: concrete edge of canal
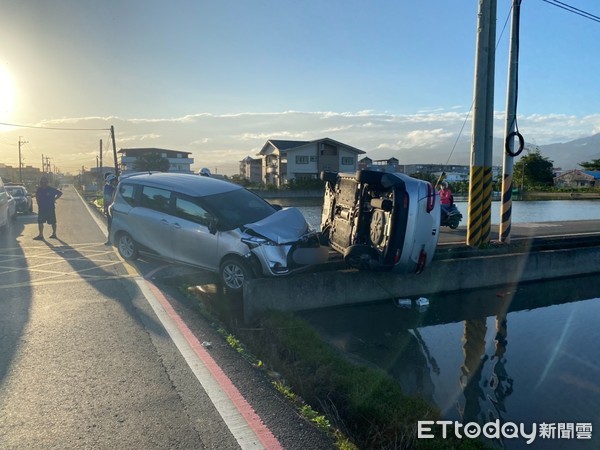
[243,243,600,323]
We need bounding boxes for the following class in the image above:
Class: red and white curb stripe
[136,276,282,450]
[80,191,282,449]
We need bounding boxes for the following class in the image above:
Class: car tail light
[403,192,409,209]
[394,248,401,263]
[415,249,427,274]
[426,183,435,213]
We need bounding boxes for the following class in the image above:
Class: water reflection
[299,274,600,448]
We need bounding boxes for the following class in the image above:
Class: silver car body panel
[243,207,309,244]
[109,172,327,278]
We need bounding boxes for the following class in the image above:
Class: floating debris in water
[395,297,429,311]
[415,297,429,307]
[395,298,412,308]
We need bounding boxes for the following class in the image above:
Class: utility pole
[44,156,51,174]
[499,0,523,243]
[99,139,103,186]
[18,137,28,183]
[110,126,119,177]
[467,0,497,248]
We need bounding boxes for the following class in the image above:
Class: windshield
[6,187,25,196]
[200,188,276,230]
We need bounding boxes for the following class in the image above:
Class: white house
[239,156,263,184]
[256,138,365,186]
[118,148,194,174]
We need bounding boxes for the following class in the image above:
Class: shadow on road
[0,215,32,384]
[38,236,168,338]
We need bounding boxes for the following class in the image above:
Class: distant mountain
[363,133,600,171]
[538,133,600,171]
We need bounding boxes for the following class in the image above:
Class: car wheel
[343,245,379,270]
[117,232,139,260]
[220,257,253,292]
[370,210,386,245]
[319,225,331,246]
[320,171,338,184]
[356,170,384,184]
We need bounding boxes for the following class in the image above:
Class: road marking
[0,275,136,290]
[514,222,562,228]
[137,278,282,450]
[77,189,283,449]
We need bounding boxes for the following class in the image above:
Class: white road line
[136,279,276,450]
[77,187,282,450]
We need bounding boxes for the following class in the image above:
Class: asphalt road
[0,186,334,450]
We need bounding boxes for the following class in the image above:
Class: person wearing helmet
[439,181,453,214]
[199,168,211,177]
[103,174,118,245]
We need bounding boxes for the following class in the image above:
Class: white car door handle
[172,223,181,229]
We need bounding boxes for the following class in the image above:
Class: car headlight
[241,236,276,249]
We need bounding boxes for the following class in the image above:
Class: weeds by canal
[298,273,600,449]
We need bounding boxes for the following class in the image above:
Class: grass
[182,284,491,449]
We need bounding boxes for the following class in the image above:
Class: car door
[131,185,176,258]
[170,194,220,270]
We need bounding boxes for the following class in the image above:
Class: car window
[201,188,275,230]
[7,188,25,196]
[174,196,212,227]
[140,186,171,213]
[119,184,136,206]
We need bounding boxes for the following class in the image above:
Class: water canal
[287,199,600,449]
[288,199,600,230]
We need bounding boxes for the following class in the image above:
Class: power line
[0,121,110,131]
[541,0,600,23]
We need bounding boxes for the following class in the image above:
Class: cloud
[398,128,455,148]
[1,108,598,175]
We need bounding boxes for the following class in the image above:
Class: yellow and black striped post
[467,165,493,247]
[499,0,522,243]
[499,173,513,242]
[467,0,496,248]
[467,166,484,247]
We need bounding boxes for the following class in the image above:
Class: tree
[579,159,600,171]
[514,149,554,189]
[132,153,170,172]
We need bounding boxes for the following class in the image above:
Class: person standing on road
[103,174,118,245]
[33,175,63,240]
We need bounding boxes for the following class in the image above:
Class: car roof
[120,172,241,197]
[5,185,26,190]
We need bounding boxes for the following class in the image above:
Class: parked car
[109,172,328,292]
[0,176,11,232]
[7,193,17,222]
[5,185,33,213]
[320,170,440,274]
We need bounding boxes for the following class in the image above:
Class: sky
[1,0,600,176]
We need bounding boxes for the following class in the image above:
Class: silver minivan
[109,173,328,291]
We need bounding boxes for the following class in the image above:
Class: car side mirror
[271,203,283,211]
[208,217,219,234]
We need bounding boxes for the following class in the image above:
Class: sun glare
[0,65,16,122]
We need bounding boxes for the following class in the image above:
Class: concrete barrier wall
[243,246,600,323]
